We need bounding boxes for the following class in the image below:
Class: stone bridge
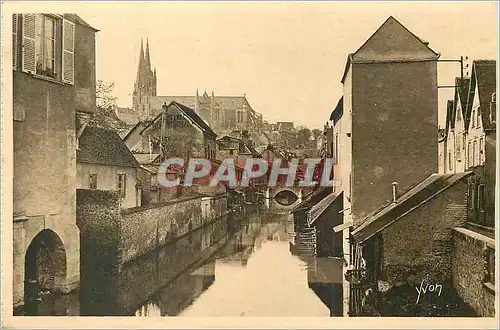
[261,185,315,211]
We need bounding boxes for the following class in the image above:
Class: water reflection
[19,205,343,317]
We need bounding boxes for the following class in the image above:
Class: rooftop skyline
[5,2,498,129]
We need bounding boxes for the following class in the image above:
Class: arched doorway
[24,229,67,315]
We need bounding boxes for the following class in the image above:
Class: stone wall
[452,227,495,317]
[120,194,227,264]
[382,181,468,285]
[77,189,228,265]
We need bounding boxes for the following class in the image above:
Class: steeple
[135,38,145,86]
[145,38,151,70]
[132,37,156,117]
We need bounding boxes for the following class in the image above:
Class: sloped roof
[475,60,496,130]
[352,16,439,60]
[457,78,471,119]
[151,96,196,112]
[143,101,216,136]
[445,99,455,132]
[465,60,496,131]
[150,95,252,113]
[173,101,217,136]
[352,172,473,242]
[341,16,438,83]
[290,186,332,214]
[330,97,343,124]
[307,192,343,226]
[77,126,140,168]
[64,14,99,32]
[134,153,161,165]
[122,120,150,141]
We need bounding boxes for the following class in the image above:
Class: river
[16,205,344,317]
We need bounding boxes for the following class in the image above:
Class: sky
[10,2,498,129]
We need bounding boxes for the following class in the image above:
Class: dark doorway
[24,229,67,315]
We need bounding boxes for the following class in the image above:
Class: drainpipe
[392,182,398,203]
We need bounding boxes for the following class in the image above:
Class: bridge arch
[24,229,67,309]
[274,189,299,206]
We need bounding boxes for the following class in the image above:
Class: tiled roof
[352,172,474,242]
[475,60,496,130]
[77,126,140,168]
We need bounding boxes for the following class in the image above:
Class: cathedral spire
[136,38,145,84]
[145,38,151,70]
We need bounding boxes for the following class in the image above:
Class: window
[469,182,475,211]
[473,140,477,167]
[89,173,97,189]
[35,15,56,78]
[471,110,475,128]
[117,174,126,197]
[478,183,485,212]
[448,152,452,171]
[477,108,481,127]
[479,138,484,164]
[456,135,461,161]
[19,14,75,84]
[334,133,339,164]
[467,142,472,168]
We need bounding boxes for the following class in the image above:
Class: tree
[312,129,323,140]
[297,127,312,146]
[91,80,129,130]
[96,80,118,111]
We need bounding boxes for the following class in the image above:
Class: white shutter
[21,14,36,74]
[62,18,75,85]
[12,14,19,70]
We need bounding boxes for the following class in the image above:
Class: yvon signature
[415,278,442,304]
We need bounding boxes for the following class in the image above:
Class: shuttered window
[20,13,75,84]
[22,14,37,74]
[13,14,19,70]
[62,18,75,84]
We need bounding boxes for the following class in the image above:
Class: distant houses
[124,101,218,159]
[76,126,142,209]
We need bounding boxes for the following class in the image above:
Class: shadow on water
[288,214,344,317]
[17,204,343,317]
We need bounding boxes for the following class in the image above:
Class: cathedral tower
[132,38,157,119]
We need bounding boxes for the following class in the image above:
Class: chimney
[392,182,398,203]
